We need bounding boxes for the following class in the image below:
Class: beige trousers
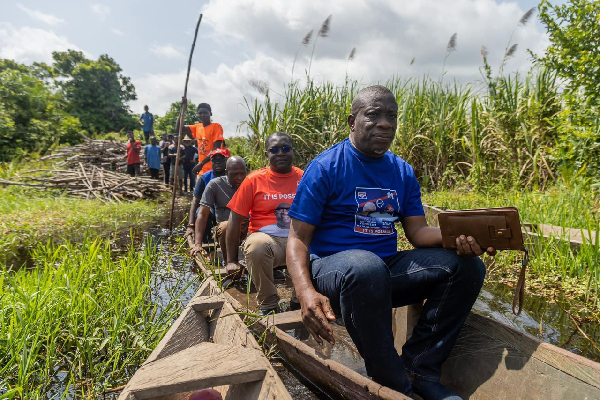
[242,232,287,310]
[214,219,249,264]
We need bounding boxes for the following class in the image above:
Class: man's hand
[456,235,496,257]
[192,162,204,175]
[225,262,242,275]
[189,243,207,258]
[297,288,336,345]
[184,227,194,239]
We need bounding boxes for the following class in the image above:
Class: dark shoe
[257,307,277,317]
[412,379,462,400]
[273,269,286,281]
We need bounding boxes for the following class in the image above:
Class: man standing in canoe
[226,132,303,316]
[189,156,248,262]
[286,86,495,399]
[177,101,224,175]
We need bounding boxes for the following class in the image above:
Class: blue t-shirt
[193,170,215,199]
[144,145,162,170]
[289,139,425,259]
[140,112,154,132]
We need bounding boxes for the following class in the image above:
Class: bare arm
[287,218,335,345]
[401,215,442,248]
[184,196,201,238]
[175,119,192,137]
[225,211,245,272]
[190,206,211,257]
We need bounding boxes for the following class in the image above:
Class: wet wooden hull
[118,269,291,399]
[188,237,600,399]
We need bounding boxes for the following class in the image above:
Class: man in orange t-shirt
[226,132,303,316]
[178,102,224,174]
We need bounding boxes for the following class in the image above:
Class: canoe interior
[118,275,291,399]
[195,239,600,399]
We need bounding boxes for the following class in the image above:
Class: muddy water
[475,280,600,362]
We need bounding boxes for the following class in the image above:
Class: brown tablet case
[438,207,528,315]
[438,207,524,251]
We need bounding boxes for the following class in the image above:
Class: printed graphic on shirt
[354,187,400,235]
[260,202,292,236]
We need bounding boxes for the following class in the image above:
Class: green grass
[0,186,166,267]
[421,182,600,317]
[0,237,190,398]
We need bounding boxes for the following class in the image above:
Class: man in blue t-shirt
[287,86,495,399]
[139,105,155,144]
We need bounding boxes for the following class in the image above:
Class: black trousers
[149,168,159,179]
[162,161,170,184]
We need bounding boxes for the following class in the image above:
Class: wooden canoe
[117,271,292,399]
[188,236,600,399]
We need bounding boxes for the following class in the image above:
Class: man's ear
[347,114,356,132]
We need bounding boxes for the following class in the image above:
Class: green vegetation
[0,184,166,268]
[1,50,138,161]
[154,100,199,134]
[422,182,600,317]
[0,237,188,397]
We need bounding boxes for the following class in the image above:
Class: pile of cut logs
[40,139,130,172]
[0,163,167,203]
[1,139,169,202]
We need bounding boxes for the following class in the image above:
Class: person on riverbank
[226,132,303,316]
[182,138,198,192]
[168,136,185,196]
[190,156,248,262]
[177,101,224,175]
[286,85,495,399]
[160,133,173,185]
[139,105,155,144]
[185,148,231,241]
[126,131,142,177]
[144,136,162,179]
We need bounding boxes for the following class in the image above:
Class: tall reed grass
[0,237,186,397]
[239,68,567,190]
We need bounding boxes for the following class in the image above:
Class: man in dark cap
[177,101,225,175]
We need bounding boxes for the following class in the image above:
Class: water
[475,280,600,362]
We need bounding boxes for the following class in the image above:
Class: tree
[154,100,198,133]
[0,59,81,160]
[52,50,138,133]
[537,0,600,109]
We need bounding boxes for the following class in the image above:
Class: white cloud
[131,53,289,137]
[91,3,110,18]
[150,44,185,59]
[111,28,125,36]
[17,3,65,26]
[201,0,548,83]
[0,22,84,64]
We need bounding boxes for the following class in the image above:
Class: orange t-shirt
[188,123,224,174]
[227,166,304,237]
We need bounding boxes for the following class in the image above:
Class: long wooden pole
[169,13,203,231]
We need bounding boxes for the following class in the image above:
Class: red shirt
[227,166,303,236]
[127,140,142,165]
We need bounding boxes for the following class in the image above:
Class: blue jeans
[310,248,485,395]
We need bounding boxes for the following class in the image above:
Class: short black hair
[264,131,292,150]
[197,103,212,115]
[351,85,395,115]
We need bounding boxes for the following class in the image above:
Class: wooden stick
[169,13,203,231]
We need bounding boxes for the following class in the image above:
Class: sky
[1,0,564,136]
